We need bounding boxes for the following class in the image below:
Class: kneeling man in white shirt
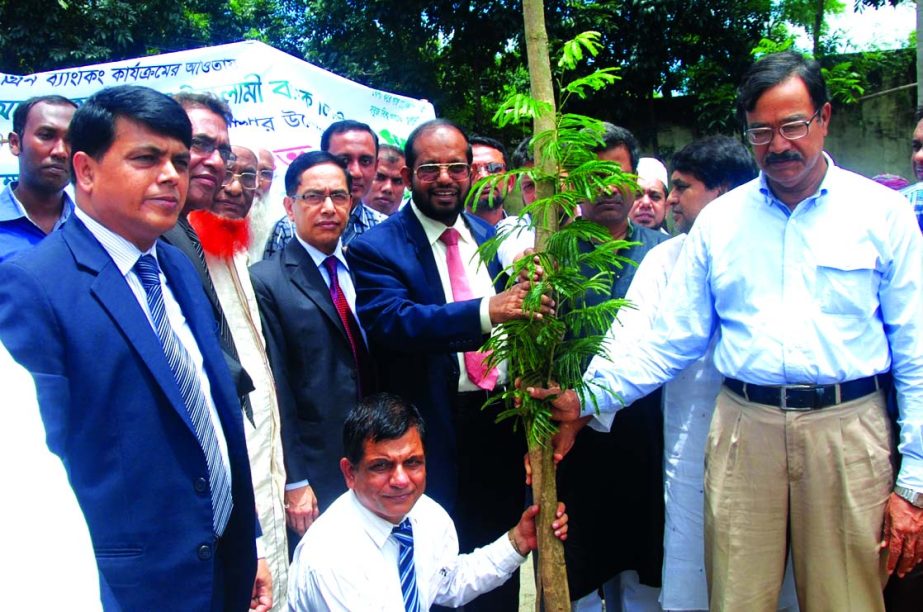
[288,392,567,611]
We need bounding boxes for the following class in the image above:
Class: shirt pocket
[814,251,880,317]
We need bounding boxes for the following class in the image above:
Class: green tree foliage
[0,0,299,74]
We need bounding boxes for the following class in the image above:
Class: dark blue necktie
[134,254,233,536]
[392,518,421,612]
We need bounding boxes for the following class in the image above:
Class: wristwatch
[894,485,923,509]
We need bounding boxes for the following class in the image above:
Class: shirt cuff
[483,532,527,573]
[896,455,923,493]
[479,297,491,334]
[255,536,266,559]
[286,479,309,491]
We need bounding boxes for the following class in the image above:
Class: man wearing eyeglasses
[527,51,923,611]
[251,151,377,558]
[348,119,554,611]
[161,93,256,427]
[188,144,290,608]
[466,135,511,227]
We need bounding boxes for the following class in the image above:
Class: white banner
[0,41,436,186]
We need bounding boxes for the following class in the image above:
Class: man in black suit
[161,92,254,413]
[251,151,374,550]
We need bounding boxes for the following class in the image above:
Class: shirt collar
[409,201,475,248]
[0,182,76,226]
[294,233,347,270]
[757,152,833,213]
[348,490,402,550]
[74,206,157,275]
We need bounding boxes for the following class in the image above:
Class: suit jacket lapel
[65,218,196,433]
[283,240,349,339]
[399,205,446,305]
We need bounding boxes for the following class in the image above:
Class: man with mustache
[365,144,407,217]
[0,95,77,262]
[189,144,289,609]
[466,135,510,227]
[531,51,923,611]
[347,119,554,611]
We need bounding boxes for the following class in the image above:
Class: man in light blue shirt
[0,95,77,262]
[532,51,923,611]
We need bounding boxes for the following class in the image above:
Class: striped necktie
[392,518,422,612]
[134,254,233,536]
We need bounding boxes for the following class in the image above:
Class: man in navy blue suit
[0,85,267,611]
[347,119,552,611]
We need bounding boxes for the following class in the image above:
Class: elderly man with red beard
[189,144,289,610]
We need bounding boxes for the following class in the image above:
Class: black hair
[596,122,640,173]
[320,119,379,155]
[68,86,191,167]
[171,91,234,125]
[343,393,426,465]
[511,136,534,168]
[914,106,923,124]
[736,51,828,128]
[469,135,510,167]
[284,150,351,195]
[12,95,77,137]
[378,143,404,164]
[403,118,473,170]
[671,136,758,191]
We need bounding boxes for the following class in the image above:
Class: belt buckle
[780,384,816,411]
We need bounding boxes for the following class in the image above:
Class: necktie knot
[391,518,413,542]
[323,255,339,278]
[439,228,459,247]
[134,254,161,292]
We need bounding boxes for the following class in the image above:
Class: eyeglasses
[222,170,258,191]
[471,162,506,176]
[290,190,351,207]
[414,163,470,182]
[744,109,822,146]
[259,169,274,181]
[191,136,234,164]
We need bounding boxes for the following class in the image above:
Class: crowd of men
[0,49,921,612]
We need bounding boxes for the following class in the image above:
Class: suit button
[197,544,213,560]
[194,477,208,494]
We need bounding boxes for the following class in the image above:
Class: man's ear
[8,132,21,157]
[283,196,295,221]
[340,457,356,490]
[400,165,412,188]
[72,151,96,193]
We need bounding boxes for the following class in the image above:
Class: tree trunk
[522,0,570,610]
[813,0,824,57]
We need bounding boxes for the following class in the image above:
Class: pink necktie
[439,228,498,391]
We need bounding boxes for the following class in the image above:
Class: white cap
[637,157,668,189]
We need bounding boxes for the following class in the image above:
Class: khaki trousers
[704,387,893,612]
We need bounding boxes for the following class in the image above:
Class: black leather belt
[723,373,890,411]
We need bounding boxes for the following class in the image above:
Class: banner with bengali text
[0,40,436,193]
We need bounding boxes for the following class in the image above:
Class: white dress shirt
[288,490,524,611]
[410,203,506,391]
[74,207,232,481]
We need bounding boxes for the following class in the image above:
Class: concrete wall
[637,88,917,183]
